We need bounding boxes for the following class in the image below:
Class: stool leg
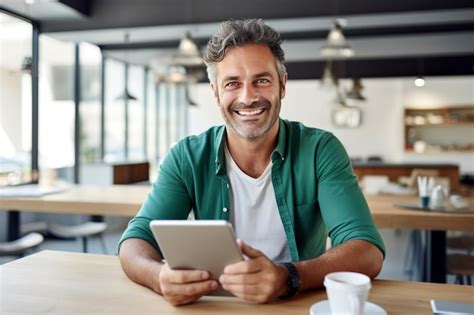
[82,237,88,253]
[98,234,108,254]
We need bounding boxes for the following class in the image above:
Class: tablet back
[150,220,243,296]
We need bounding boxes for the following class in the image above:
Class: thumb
[237,239,263,259]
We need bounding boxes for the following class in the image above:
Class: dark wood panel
[112,162,149,184]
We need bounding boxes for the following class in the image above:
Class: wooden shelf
[404,106,474,153]
[406,121,474,127]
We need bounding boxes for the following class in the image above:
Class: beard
[220,97,281,140]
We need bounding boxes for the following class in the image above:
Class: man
[118,19,385,306]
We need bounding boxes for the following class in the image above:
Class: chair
[48,222,108,254]
[0,232,44,257]
[447,254,474,285]
[446,235,474,285]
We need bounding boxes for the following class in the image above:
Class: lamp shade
[114,89,137,102]
[170,32,204,67]
[320,62,337,89]
[346,78,366,102]
[320,21,354,59]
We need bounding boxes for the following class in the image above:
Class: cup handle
[350,295,363,315]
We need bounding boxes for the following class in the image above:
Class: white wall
[188,76,474,173]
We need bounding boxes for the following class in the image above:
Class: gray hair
[204,19,286,85]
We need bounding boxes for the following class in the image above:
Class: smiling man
[118,19,385,306]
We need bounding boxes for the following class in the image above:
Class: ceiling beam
[59,0,92,16]
[98,22,474,51]
[283,55,474,80]
[41,0,474,32]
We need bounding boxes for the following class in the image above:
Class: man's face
[211,44,287,140]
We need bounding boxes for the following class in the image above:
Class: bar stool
[48,222,108,254]
[0,232,44,257]
[447,235,474,285]
[447,254,474,285]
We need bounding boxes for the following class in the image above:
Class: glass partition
[0,12,33,186]
[104,58,125,162]
[79,42,101,164]
[38,35,75,182]
[128,64,145,161]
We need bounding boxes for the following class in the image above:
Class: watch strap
[279,262,301,299]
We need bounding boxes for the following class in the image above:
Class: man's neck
[226,121,279,178]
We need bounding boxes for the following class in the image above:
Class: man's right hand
[158,263,219,306]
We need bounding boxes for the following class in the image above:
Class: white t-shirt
[225,146,291,263]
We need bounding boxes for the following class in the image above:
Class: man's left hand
[219,240,289,303]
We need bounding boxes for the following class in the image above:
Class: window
[0,12,33,185]
[128,65,145,161]
[79,42,101,164]
[104,58,125,162]
[38,35,75,182]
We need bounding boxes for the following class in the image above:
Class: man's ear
[280,72,288,99]
[211,83,220,105]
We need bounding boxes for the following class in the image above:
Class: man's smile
[234,108,266,118]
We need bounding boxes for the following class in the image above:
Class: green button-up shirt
[119,118,385,261]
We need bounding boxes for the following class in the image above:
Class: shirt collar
[214,118,288,175]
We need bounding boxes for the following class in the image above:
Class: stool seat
[20,221,49,235]
[447,254,474,276]
[0,233,44,255]
[49,222,107,238]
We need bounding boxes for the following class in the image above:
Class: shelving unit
[404,106,474,153]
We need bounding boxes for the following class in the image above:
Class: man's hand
[219,240,289,303]
[158,263,219,306]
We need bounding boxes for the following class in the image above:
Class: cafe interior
[0,0,473,313]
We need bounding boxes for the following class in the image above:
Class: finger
[165,280,218,298]
[223,259,260,275]
[221,283,262,302]
[166,269,210,284]
[219,273,259,285]
[238,239,263,259]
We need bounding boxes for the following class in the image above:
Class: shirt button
[226,184,229,189]
[281,156,285,161]
[222,207,228,213]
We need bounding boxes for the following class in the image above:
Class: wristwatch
[279,262,301,299]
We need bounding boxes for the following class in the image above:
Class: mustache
[230,99,271,111]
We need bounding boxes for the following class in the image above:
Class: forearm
[295,240,383,291]
[119,238,165,294]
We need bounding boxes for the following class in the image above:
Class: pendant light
[320,61,337,89]
[414,59,426,87]
[170,32,204,67]
[320,20,354,59]
[115,33,138,102]
[346,78,366,104]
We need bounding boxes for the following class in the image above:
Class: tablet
[149,220,244,296]
[431,299,474,314]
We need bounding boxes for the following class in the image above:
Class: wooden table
[368,194,474,283]
[1,186,473,283]
[0,185,151,241]
[1,251,473,314]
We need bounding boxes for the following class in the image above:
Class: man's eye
[256,78,270,84]
[225,82,239,88]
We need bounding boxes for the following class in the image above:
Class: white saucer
[309,300,387,315]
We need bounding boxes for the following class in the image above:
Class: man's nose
[239,84,259,106]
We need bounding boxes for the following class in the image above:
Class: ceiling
[1,0,474,79]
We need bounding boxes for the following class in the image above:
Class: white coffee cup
[324,272,371,315]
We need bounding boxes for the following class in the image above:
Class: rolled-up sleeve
[118,143,192,255]
[316,133,385,257]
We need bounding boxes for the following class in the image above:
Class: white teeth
[236,108,264,116]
